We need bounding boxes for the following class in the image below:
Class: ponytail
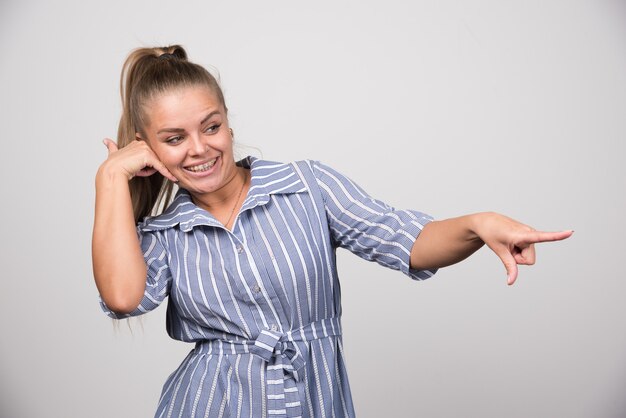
[116,45,226,221]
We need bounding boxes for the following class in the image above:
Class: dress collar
[139,156,307,232]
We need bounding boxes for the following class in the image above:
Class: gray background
[1,0,624,417]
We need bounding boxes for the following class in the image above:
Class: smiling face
[140,85,239,202]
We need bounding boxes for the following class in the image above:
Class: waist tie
[194,317,342,418]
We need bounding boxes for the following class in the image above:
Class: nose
[188,134,207,156]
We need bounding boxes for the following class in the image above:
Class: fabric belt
[194,317,342,418]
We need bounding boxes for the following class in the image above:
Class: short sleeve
[311,161,437,280]
[99,227,173,319]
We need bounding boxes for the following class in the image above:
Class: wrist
[96,162,132,185]
[466,212,495,243]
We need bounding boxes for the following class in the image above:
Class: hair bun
[157,45,187,61]
[158,53,177,60]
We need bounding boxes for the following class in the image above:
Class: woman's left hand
[470,212,574,285]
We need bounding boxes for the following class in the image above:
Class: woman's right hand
[94,138,175,314]
[100,138,178,182]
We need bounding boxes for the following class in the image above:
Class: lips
[185,157,218,173]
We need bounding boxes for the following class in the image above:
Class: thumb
[103,138,118,155]
[506,264,519,286]
[495,248,519,286]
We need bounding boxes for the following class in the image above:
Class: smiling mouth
[185,157,218,173]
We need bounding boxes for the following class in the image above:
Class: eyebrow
[156,111,221,135]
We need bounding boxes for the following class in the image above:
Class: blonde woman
[93,45,572,418]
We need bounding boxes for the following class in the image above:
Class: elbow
[97,280,145,315]
[102,297,140,315]
[94,264,147,315]
[103,297,141,315]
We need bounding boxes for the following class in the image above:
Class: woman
[93,45,572,418]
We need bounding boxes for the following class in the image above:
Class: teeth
[187,158,217,172]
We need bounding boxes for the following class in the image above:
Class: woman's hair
[117,44,227,221]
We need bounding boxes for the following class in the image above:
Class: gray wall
[1,1,624,417]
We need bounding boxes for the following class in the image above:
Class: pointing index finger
[523,230,574,245]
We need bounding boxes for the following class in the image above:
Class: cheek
[154,148,185,168]
[217,136,233,153]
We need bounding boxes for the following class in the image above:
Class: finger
[127,143,178,182]
[494,246,519,285]
[522,230,574,245]
[513,243,536,265]
[135,167,158,177]
[102,138,118,155]
[154,163,177,182]
[142,157,178,182]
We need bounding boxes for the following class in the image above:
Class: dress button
[236,245,244,254]
[252,284,261,293]
[270,324,278,331]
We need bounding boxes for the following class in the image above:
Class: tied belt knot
[250,327,308,381]
[194,317,342,418]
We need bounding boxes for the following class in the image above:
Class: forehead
[144,86,224,129]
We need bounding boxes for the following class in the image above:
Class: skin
[409,213,573,285]
[93,86,249,313]
[138,86,249,214]
[92,85,573,314]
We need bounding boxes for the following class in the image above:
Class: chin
[181,183,216,195]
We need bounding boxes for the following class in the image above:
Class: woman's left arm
[409,212,573,285]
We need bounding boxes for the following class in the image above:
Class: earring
[229,128,234,139]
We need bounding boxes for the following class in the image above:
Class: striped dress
[100,157,436,417]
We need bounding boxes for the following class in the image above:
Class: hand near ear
[101,138,177,182]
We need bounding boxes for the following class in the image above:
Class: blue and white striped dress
[100,157,436,417]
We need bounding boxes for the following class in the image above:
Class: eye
[165,135,184,144]
[203,123,221,134]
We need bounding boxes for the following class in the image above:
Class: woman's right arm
[92,139,176,314]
